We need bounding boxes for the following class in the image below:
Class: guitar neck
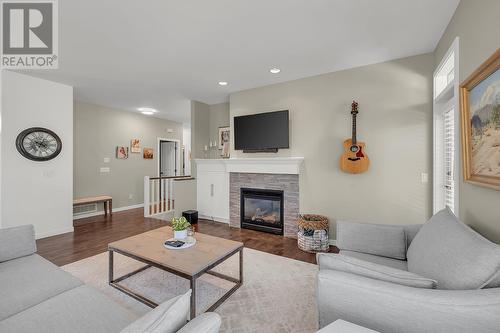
[351,114,357,145]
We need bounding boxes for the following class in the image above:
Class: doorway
[158,139,180,177]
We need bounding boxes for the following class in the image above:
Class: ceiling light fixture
[270,68,281,74]
[218,81,228,86]
[138,107,157,115]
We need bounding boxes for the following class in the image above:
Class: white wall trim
[73,203,144,220]
[329,239,337,246]
[36,226,75,240]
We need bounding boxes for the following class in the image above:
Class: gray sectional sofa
[0,225,221,333]
[317,208,500,333]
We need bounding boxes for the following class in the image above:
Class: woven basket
[297,214,329,253]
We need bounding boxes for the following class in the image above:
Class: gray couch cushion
[403,224,422,248]
[337,221,407,260]
[339,250,408,271]
[0,254,83,320]
[407,208,500,290]
[0,285,136,333]
[0,225,36,262]
[318,253,436,289]
[484,270,500,289]
[121,290,191,333]
[317,269,500,332]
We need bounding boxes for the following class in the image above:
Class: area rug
[62,247,318,333]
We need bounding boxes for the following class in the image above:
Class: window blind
[443,108,455,212]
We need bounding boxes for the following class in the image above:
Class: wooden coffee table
[108,226,243,319]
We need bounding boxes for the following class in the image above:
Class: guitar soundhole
[350,145,359,153]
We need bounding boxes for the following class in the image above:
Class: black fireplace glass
[240,188,284,235]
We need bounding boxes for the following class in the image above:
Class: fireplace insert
[240,188,284,235]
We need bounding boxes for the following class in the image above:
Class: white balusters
[144,176,179,217]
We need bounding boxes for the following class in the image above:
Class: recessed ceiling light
[270,68,281,74]
[218,81,228,86]
[138,107,157,115]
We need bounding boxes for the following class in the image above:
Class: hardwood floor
[36,208,338,266]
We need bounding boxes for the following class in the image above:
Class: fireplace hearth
[240,188,284,235]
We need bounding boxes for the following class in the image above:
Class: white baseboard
[329,239,337,246]
[199,214,229,224]
[73,203,144,220]
[36,226,74,239]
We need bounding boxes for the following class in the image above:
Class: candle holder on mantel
[203,140,219,159]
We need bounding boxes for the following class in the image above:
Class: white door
[160,141,177,177]
[433,38,459,215]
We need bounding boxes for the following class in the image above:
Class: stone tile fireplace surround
[230,172,299,238]
[195,157,304,239]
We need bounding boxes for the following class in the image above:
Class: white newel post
[170,179,174,211]
[144,176,150,216]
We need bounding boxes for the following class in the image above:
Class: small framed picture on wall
[116,146,129,159]
[218,126,230,158]
[130,139,141,153]
[143,147,154,159]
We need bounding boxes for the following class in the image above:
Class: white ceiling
[29,0,459,123]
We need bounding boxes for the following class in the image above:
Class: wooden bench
[73,196,112,216]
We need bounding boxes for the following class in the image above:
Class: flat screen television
[234,110,289,151]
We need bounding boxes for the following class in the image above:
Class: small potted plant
[171,216,191,240]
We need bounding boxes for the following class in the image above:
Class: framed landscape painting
[460,49,500,190]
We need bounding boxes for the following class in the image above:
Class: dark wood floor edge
[36,208,337,267]
[72,206,146,227]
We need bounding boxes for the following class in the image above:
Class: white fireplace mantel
[194,157,304,225]
[195,157,304,175]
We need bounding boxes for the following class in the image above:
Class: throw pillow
[407,208,500,290]
[120,290,191,333]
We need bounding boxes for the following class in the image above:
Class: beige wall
[74,102,183,211]
[190,101,230,166]
[230,54,434,238]
[435,0,500,243]
[209,102,230,144]
[191,101,210,162]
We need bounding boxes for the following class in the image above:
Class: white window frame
[433,37,460,216]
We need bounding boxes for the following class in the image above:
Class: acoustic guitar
[340,101,370,173]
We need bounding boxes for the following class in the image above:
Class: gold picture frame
[460,48,500,190]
